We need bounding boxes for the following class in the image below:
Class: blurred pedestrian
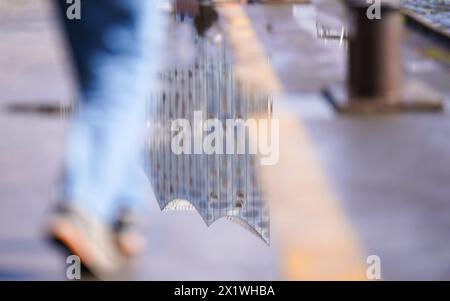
[49,0,162,279]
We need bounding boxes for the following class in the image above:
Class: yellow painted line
[218,4,367,280]
[259,116,366,280]
[218,5,282,94]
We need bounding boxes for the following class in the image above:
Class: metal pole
[346,0,403,103]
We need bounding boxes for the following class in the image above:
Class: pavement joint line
[218,4,367,280]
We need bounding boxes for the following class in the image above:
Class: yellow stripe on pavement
[218,4,367,280]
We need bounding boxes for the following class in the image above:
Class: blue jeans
[57,0,161,222]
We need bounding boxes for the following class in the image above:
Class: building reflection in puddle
[145,51,271,243]
[293,2,348,46]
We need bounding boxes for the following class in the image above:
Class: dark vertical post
[346,0,403,103]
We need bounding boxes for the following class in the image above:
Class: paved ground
[242,4,450,280]
[1,0,450,280]
[0,0,279,280]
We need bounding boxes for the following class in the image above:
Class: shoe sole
[50,217,101,277]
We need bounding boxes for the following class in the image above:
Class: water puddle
[145,27,272,243]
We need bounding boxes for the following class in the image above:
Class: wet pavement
[1,0,450,280]
[243,3,450,280]
[0,0,279,280]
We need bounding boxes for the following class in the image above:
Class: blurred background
[0,0,450,280]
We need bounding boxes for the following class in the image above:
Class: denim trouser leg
[58,0,160,222]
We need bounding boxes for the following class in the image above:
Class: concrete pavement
[1,0,450,280]
[0,0,279,280]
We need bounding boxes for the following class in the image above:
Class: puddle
[293,2,348,46]
[145,38,271,243]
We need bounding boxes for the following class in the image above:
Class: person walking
[49,0,162,279]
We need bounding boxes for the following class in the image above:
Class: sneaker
[49,203,127,280]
